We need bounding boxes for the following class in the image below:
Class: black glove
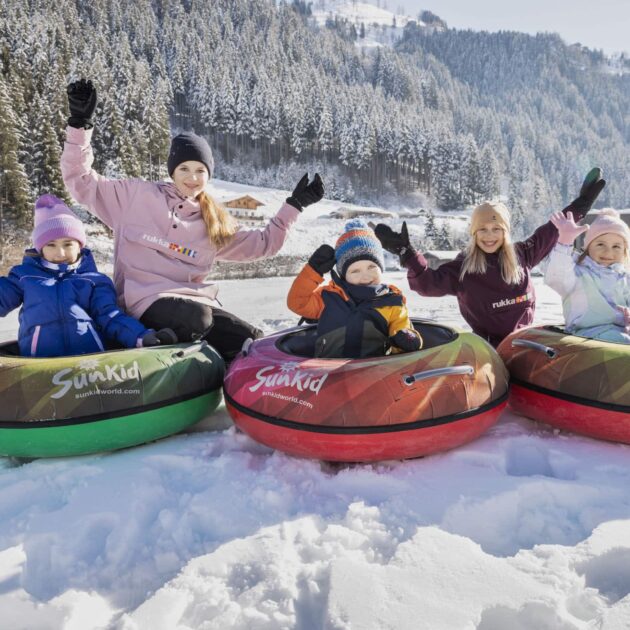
[67,79,97,129]
[390,329,421,352]
[374,221,416,265]
[156,328,178,344]
[308,244,336,275]
[141,328,178,347]
[563,167,606,219]
[286,173,324,211]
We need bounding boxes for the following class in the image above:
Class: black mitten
[286,173,324,211]
[141,328,178,347]
[155,328,178,345]
[140,330,161,347]
[390,329,421,352]
[67,79,97,129]
[563,167,606,219]
[374,221,416,265]
[308,244,336,275]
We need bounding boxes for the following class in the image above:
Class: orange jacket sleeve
[287,264,326,320]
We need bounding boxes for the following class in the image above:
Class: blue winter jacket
[0,249,149,357]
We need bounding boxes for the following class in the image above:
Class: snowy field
[2,272,630,630]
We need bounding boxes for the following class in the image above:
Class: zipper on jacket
[87,322,105,352]
[30,325,41,356]
[57,279,70,353]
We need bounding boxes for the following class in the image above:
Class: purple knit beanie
[32,194,86,251]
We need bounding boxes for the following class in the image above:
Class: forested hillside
[0,0,628,235]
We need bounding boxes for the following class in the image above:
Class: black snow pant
[140,297,263,361]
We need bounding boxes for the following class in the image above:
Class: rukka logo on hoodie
[249,362,328,395]
[491,292,532,309]
[142,233,198,258]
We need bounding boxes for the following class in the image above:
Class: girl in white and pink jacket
[61,80,324,360]
[545,209,630,344]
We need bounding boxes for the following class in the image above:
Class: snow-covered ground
[2,269,630,630]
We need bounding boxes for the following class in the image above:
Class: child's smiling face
[41,238,82,264]
[172,160,209,198]
[587,232,627,267]
[475,222,505,254]
[345,259,382,286]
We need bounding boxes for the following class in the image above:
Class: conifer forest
[0,0,628,236]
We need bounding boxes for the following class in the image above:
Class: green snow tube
[0,340,225,458]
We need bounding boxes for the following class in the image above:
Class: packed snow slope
[1,271,630,630]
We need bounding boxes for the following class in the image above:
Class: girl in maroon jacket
[374,169,605,347]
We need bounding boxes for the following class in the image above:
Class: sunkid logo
[50,359,140,400]
[249,362,328,395]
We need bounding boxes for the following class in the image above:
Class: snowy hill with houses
[310,0,417,48]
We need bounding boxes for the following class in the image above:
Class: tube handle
[511,339,557,359]
[403,364,474,386]
[174,340,209,358]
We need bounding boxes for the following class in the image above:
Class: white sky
[396,0,630,55]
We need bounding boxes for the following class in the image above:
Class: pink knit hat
[32,194,86,251]
[583,209,630,251]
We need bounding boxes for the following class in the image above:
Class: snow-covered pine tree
[478,146,501,201]
[424,209,439,248]
[435,138,462,210]
[143,81,171,179]
[437,223,452,250]
[461,135,482,206]
[0,76,31,219]
[30,94,66,203]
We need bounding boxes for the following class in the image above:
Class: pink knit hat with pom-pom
[584,209,630,250]
[32,194,86,251]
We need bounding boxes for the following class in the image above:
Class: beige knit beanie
[469,201,511,235]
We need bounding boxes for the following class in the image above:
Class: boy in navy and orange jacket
[287,220,422,358]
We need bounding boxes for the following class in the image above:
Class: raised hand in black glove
[286,173,324,211]
[308,244,336,276]
[67,79,97,129]
[373,221,416,265]
[389,328,422,353]
[563,167,606,220]
[141,328,178,347]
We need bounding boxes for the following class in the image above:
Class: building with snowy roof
[221,195,266,226]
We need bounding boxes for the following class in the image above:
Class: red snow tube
[223,319,509,462]
[497,326,630,444]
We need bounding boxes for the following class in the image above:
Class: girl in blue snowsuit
[0,194,176,357]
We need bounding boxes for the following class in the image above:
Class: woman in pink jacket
[61,80,324,360]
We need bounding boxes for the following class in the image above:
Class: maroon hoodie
[405,215,577,347]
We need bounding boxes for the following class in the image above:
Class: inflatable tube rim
[272,320,461,360]
[223,389,509,435]
[512,377,630,414]
[0,388,218,429]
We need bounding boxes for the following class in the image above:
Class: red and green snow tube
[223,319,509,462]
[0,340,225,458]
[498,326,630,444]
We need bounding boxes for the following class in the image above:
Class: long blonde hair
[198,191,238,248]
[459,230,525,285]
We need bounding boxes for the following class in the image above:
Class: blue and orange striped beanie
[335,219,385,278]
